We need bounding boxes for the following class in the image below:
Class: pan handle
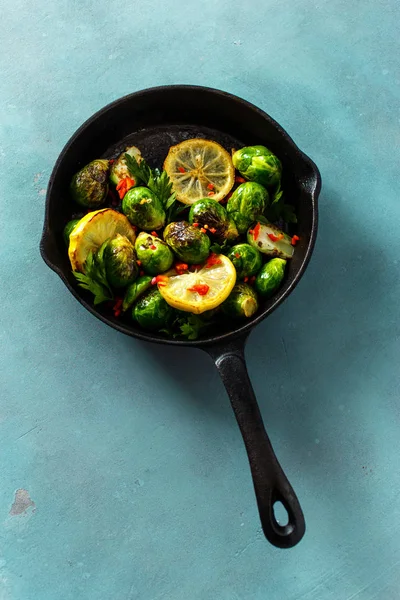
[206,335,305,548]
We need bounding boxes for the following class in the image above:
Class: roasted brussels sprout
[247,222,294,259]
[254,258,287,297]
[135,232,174,275]
[232,146,282,188]
[222,283,258,318]
[110,146,142,187]
[188,198,238,242]
[101,234,138,289]
[226,182,269,234]
[122,275,152,312]
[70,159,109,208]
[226,243,262,279]
[163,221,210,264]
[133,288,174,331]
[122,187,166,230]
[63,219,80,246]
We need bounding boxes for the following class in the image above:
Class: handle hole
[273,501,289,526]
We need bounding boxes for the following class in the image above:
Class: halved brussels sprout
[226,182,269,234]
[101,234,138,288]
[122,187,166,230]
[63,219,80,247]
[222,283,258,318]
[133,288,174,331]
[122,275,152,312]
[188,198,238,242]
[163,221,210,264]
[110,146,142,187]
[135,232,174,275]
[226,243,262,279]
[254,258,287,297]
[232,146,282,188]
[247,222,294,259]
[70,159,109,208]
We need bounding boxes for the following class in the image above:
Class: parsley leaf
[124,153,152,185]
[73,248,113,305]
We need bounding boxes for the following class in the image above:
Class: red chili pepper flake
[249,276,256,285]
[192,222,199,228]
[140,270,145,276]
[187,284,210,296]
[136,260,142,266]
[116,179,125,191]
[244,276,249,283]
[152,275,168,287]
[178,166,186,174]
[150,244,157,250]
[116,176,135,199]
[235,253,240,259]
[200,227,207,234]
[207,183,214,190]
[268,233,284,242]
[235,175,246,183]
[112,297,123,317]
[206,253,222,268]
[209,227,217,234]
[249,229,254,235]
[151,231,159,237]
[291,235,300,246]
[175,262,189,275]
[207,191,215,196]
[253,222,261,241]
[109,159,115,164]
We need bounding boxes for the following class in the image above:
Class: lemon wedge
[158,254,236,314]
[68,208,136,273]
[163,139,234,205]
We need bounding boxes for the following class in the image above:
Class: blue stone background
[1,0,399,598]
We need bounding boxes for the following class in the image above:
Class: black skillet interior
[41,85,320,347]
[41,86,321,549]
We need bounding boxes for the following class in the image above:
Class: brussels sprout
[133,288,174,331]
[226,182,269,234]
[63,219,80,246]
[188,198,238,242]
[70,159,109,208]
[163,221,210,264]
[247,222,294,259]
[122,187,166,230]
[101,234,138,289]
[110,146,142,187]
[122,275,152,312]
[222,283,259,318]
[254,258,287,297]
[135,232,174,275]
[226,243,262,279]
[232,145,282,188]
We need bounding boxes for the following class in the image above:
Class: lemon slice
[68,208,136,273]
[163,139,235,205]
[158,254,236,314]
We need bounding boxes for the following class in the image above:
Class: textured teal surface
[1,0,400,598]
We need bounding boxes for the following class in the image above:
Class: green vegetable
[101,234,138,289]
[163,221,210,264]
[188,198,238,242]
[232,146,282,188]
[122,187,166,230]
[73,245,113,305]
[254,258,287,297]
[110,146,142,187]
[226,243,262,279]
[63,219,80,246]
[122,275,152,312]
[222,283,258,318]
[124,153,177,214]
[247,222,294,259]
[70,159,109,208]
[133,288,174,331]
[135,232,174,275]
[175,311,217,340]
[226,182,269,234]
